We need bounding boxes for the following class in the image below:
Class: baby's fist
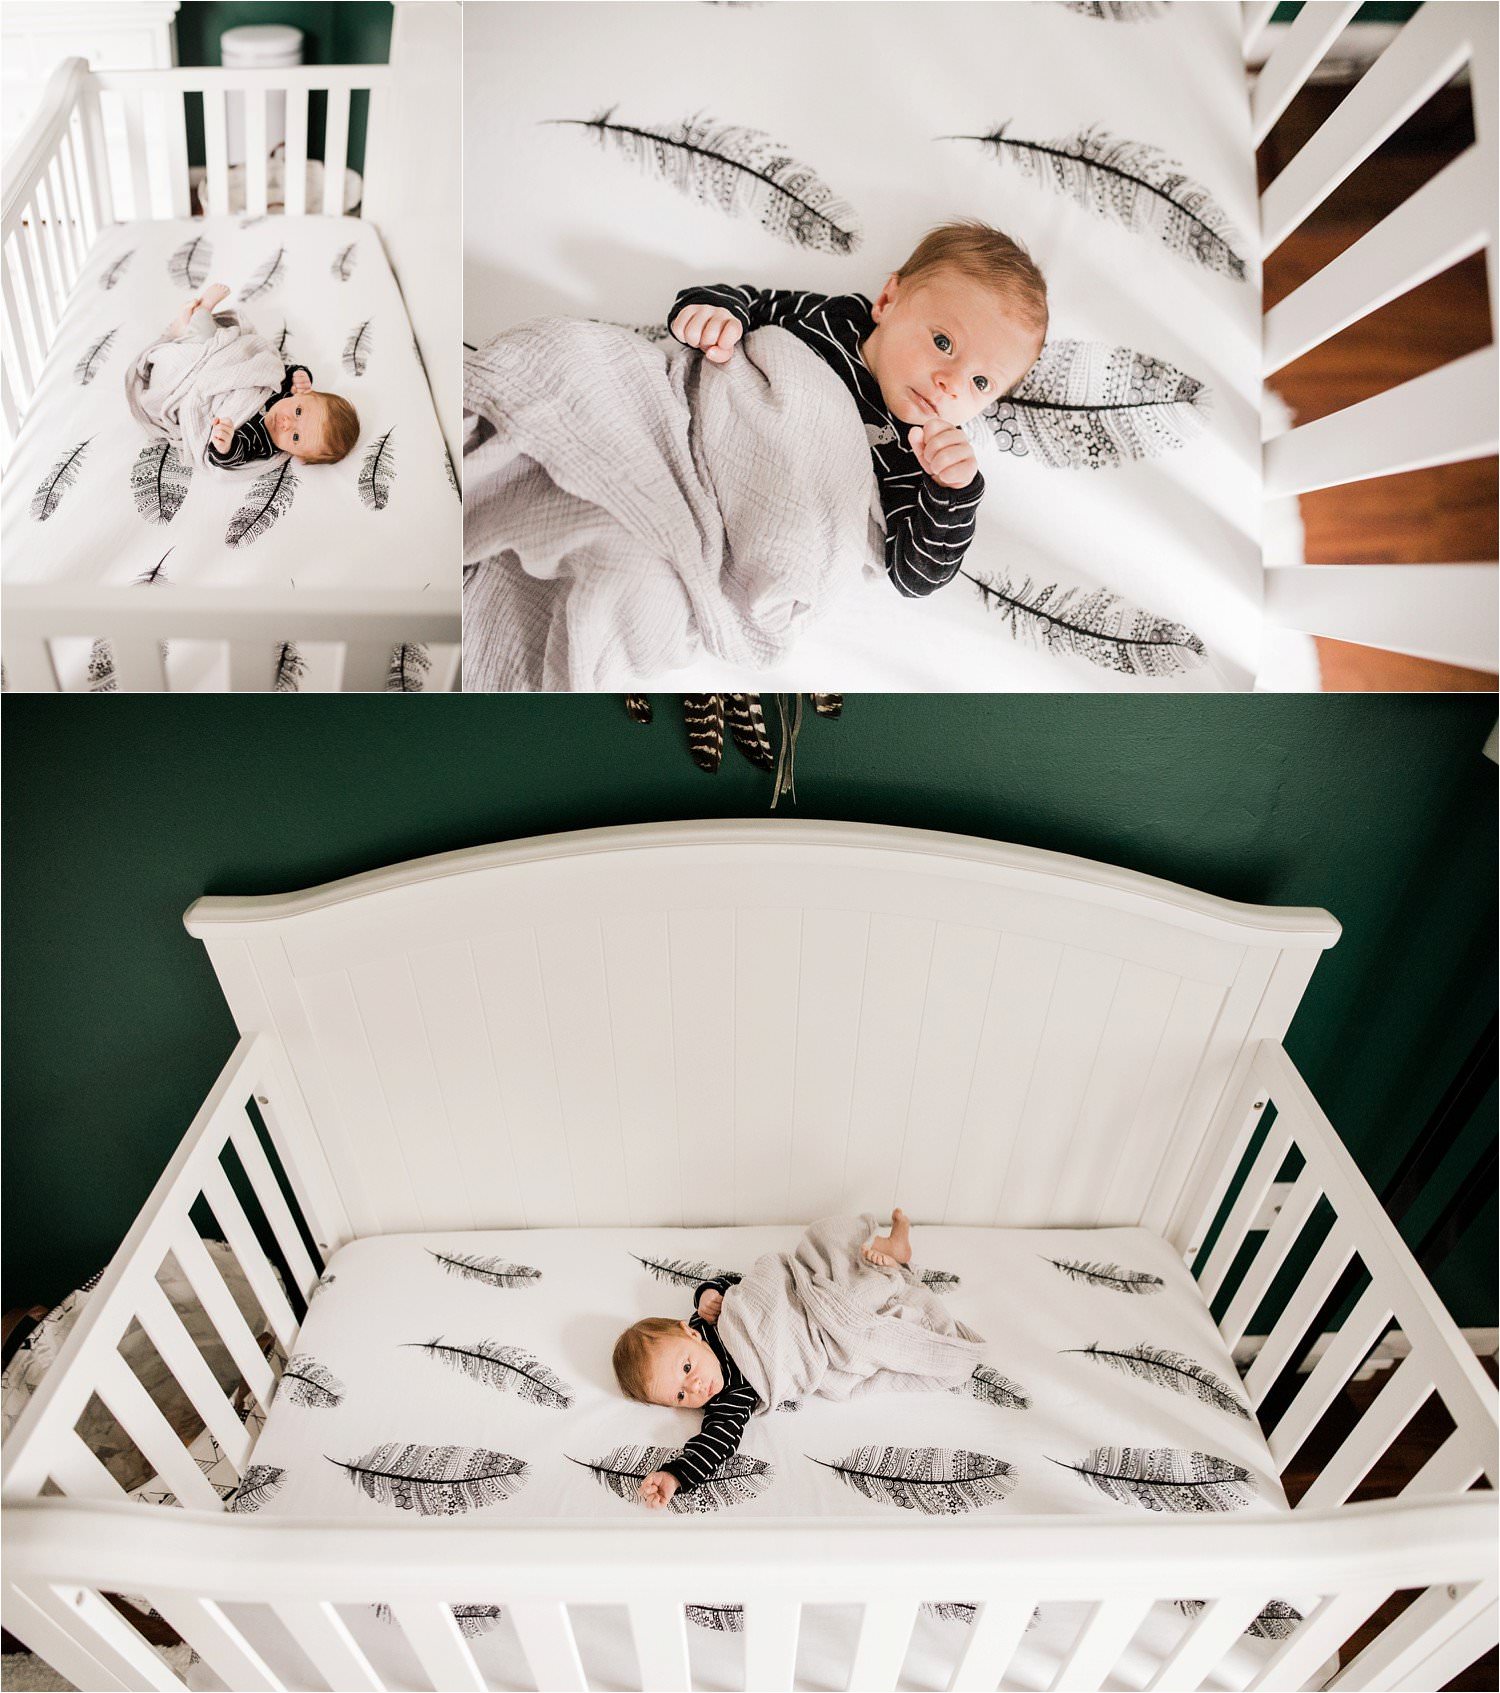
[909,421,978,490]
[639,1470,680,1510]
[697,1288,724,1322]
[672,304,743,364]
[290,369,312,395]
[210,417,234,452]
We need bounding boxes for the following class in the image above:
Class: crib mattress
[217,1222,1297,1693]
[464,1,1262,692]
[2,214,458,689]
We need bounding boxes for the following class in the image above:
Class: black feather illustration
[386,642,431,694]
[274,322,293,357]
[725,693,774,770]
[952,124,1245,280]
[551,108,862,254]
[624,694,653,724]
[810,693,843,718]
[811,1447,1016,1515]
[921,1267,961,1292]
[428,1249,541,1289]
[86,640,117,694]
[329,1443,528,1516]
[963,1366,1031,1410]
[273,641,306,694]
[569,1444,772,1513]
[168,235,213,289]
[631,1254,734,1288]
[241,246,286,300]
[1174,1598,1303,1640]
[444,448,459,498]
[374,1602,504,1638]
[343,319,373,377]
[1045,1258,1166,1294]
[988,340,1210,470]
[136,549,172,586]
[280,1354,344,1409]
[1063,2,1167,15]
[406,1337,574,1409]
[31,440,91,522]
[358,429,395,511]
[684,694,724,772]
[923,1602,978,1624]
[775,1399,802,1413]
[131,441,192,525]
[309,1271,337,1301]
[965,572,1207,679]
[100,251,134,290]
[331,242,358,281]
[74,327,118,385]
[1052,1447,1258,1513]
[226,461,298,547]
[229,1464,285,1513]
[686,1604,743,1633]
[1066,1343,1250,1420]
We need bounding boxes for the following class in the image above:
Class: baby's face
[641,1322,723,1409]
[266,392,329,461]
[862,268,1043,428]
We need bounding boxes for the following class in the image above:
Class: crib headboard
[184,822,1339,1254]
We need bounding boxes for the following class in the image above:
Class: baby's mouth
[909,388,938,419]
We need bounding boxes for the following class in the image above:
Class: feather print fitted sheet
[464,1,1261,692]
[207,1224,1295,1692]
[2,215,458,691]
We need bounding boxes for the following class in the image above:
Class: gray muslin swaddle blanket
[716,1214,986,1411]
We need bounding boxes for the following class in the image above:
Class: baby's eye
[973,375,989,393]
[295,406,301,416]
[292,433,299,443]
[933,333,952,354]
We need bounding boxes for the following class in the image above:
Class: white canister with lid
[220,22,303,167]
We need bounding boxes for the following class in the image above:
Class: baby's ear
[871,273,901,321]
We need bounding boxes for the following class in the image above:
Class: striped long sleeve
[660,1300,759,1492]
[667,284,985,598]
[205,363,311,470]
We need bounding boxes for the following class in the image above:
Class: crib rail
[1251,1,1499,673]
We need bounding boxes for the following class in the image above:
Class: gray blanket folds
[462,319,883,691]
[717,1215,986,1412]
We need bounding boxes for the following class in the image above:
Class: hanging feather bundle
[273,641,307,694]
[1066,1343,1250,1419]
[343,319,374,377]
[226,461,298,547]
[683,694,725,772]
[74,327,118,385]
[331,242,358,281]
[987,340,1210,470]
[724,693,774,769]
[428,1249,542,1289]
[358,429,396,511]
[100,250,135,290]
[241,247,287,300]
[329,1443,529,1515]
[631,1254,736,1288]
[963,1366,1031,1410]
[229,1464,285,1513]
[168,235,213,290]
[407,1337,574,1409]
[1045,1257,1164,1294]
[811,1447,1016,1515]
[551,108,863,255]
[810,693,843,718]
[31,440,92,522]
[131,441,192,526]
[387,642,431,693]
[624,695,653,724]
[1175,1598,1303,1640]
[1053,1447,1258,1513]
[686,1604,743,1633]
[965,572,1207,679]
[279,1354,345,1409]
[570,1444,772,1512]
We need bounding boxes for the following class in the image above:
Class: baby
[667,221,1048,599]
[614,1209,982,1510]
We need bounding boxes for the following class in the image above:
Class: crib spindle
[1327,1579,1498,1691]
[1269,1280,1392,1471]
[1241,0,1278,58]
[387,1603,486,1692]
[1218,1165,1323,1350]
[1251,1,1361,149]
[947,1599,1035,1692]
[1053,1597,1153,1693]
[226,1114,321,1302]
[246,90,269,218]
[29,179,67,329]
[228,640,278,693]
[1243,1221,1355,1408]
[167,1223,280,1412]
[133,1276,254,1474]
[10,1583,182,1692]
[164,91,191,220]
[846,1599,917,1690]
[1,1583,132,1693]
[104,635,168,694]
[323,86,351,217]
[1194,1120,1291,1304]
[337,640,396,694]
[1247,1588,1388,1692]
[1,243,40,400]
[80,81,114,231]
[509,1600,589,1691]
[38,165,74,298]
[0,629,59,692]
[145,1595,284,1692]
[202,88,230,218]
[626,1600,692,1692]
[1402,1428,1487,1500]
[13,213,56,355]
[284,89,310,217]
[1146,1593,1269,1693]
[1264,563,1500,673]
[1297,1358,1434,1511]
[122,89,153,222]
[274,1601,385,1692]
[743,1599,800,1691]
[46,1430,131,1503]
[51,146,85,282]
[92,1348,224,1513]
[198,1162,300,1352]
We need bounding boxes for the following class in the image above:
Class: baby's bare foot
[862,1207,912,1267]
[201,282,230,312]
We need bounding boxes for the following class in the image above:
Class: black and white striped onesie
[667,284,985,598]
[660,1275,760,1493]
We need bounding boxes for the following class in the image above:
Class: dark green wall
[3,696,1494,1330]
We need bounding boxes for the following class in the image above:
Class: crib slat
[274,1601,384,1691]
[626,1601,691,1692]
[47,1428,131,1501]
[1244,1221,1354,1408]
[123,88,153,220]
[1,356,18,446]
[1194,1120,1290,1303]
[0,631,59,693]
[52,147,86,280]
[227,1114,320,1300]
[106,636,167,694]
[31,179,68,324]
[1252,2,1361,148]
[92,1347,224,1512]
[144,1595,284,1691]
[1146,1593,1269,1692]
[1242,0,1278,57]
[388,1603,486,1692]
[1,1581,132,1693]
[509,1600,588,1691]
[40,163,75,294]
[13,214,56,353]
[246,89,269,217]
[1402,1428,1486,1499]
[847,1599,917,1690]
[67,117,99,251]
[81,81,115,230]
[202,88,230,217]
[1260,0,1476,251]
[284,89,309,217]
[199,1162,300,1352]
[134,1276,254,1474]
[168,1223,279,1411]
[11,1582,182,1691]
[1270,1281,1392,1470]
[1264,564,1499,673]
[1327,1579,1498,1691]
[164,91,192,219]
[228,640,277,692]
[1297,1357,1433,1511]
[339,640,394,693]
[1054,1597,1152,1692]
[1,243,41,399]
[744,1600,800,1691]
[1218,1165,1323,1350]
[1264,347,1499,497]
[1246,1588,1387,1692]
[948,1599,1035,1692]
[323,87,351,216]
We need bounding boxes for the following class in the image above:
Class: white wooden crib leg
[274,1600,384,1692]
[387,1602,486,1692]
[847,1599,917,1691]
[626,1599,691,1691]
[946,1599,1033,1692]
[742,1599,800,1691]
[144,1595,284,1692]
[509,1600,588,1691]
[1147,1594,1269,1692]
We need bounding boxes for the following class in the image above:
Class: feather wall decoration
[570,1444,772,1512]
[280,1355,345,1409]
[226,461,298,547]
[229,1464,285,1513]
[686,1604,743,1632]
[921,1268,961,1292]
[331,242,358,281]
[1053,1447,1258,1513]
[987,340,1210,470]
[31,440,92,522]
[428,1249,541,1289]
[551,108,863,255]
[964,571,1207,679]
[387,642,430,693]
[1066,1343,1250,1419]
[624,694,842,800]
[724,693,774,769]
[632,1254,736,1288]
[810,1447,1016,1515]
[273,641,307,694]
[329,1443,529,1515]
[100,251,135,290]
[624,695,653,723]
[1045,1257,1164,1294]
[74,328,118,385]
[168,235,213,289]
[407,1337,574,1409]
[963,1366,1031,1410]
[951,124,1245,280]
[358,429,396,511]
[374,1603,505,1638]
[131,441,192,525]
[810,693,843,718]
[684,693,725,772]
[343,319,373,377]
[241,246,286,301]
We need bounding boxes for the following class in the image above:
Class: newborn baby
[613,1209,985,1509]
[668,220,1048,598]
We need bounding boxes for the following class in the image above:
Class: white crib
[2,820,1495,1691]
[0,24,461,692]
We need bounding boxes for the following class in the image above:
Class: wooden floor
[1260,83,1497,692]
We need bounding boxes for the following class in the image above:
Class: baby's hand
[210,417,235,453]
[697,1288,724,1323]
[639,1470,680,1510]
[290,368,312,395]
[909,421,978,490]
[671,304,743,364]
